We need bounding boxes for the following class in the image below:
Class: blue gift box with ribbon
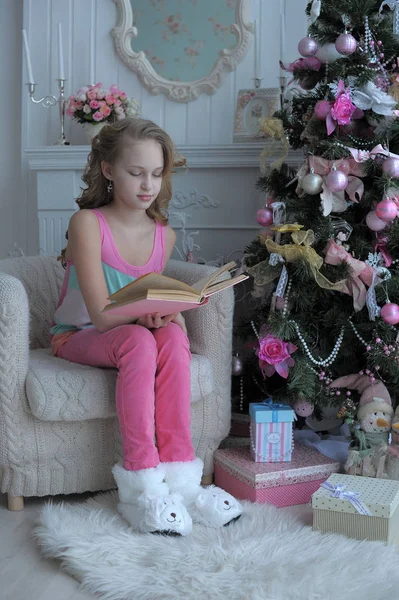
[249,399,296,424]
[249,399,296,462]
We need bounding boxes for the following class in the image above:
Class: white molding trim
[111,0,252,103]
[26,144,302,170]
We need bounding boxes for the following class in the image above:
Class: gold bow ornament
[258,117,289,174]
[248,228,349,293]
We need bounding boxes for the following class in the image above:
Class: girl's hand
[137,313,174,329]
[136,312,187,335]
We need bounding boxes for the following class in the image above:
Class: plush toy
[329,374,393,478]
[386,406,399,480]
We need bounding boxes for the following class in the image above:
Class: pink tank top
[50,209,166,341]
[92,208,166,277]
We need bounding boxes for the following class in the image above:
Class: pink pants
[57,323,195,471]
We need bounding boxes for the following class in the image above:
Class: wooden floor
[0,491,313,599]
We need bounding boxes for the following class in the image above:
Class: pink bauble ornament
[375,197,398,221]
[335,33,357,56]
[314,100,332,120]
[298,36,319,57]
[381,303,399,325]
[293,401,314,418]
[338,160,350,175]
[366,210,387,232]
[382,157,399,178]
[232,355,244,376]
[256,207,273,227]
[299,75,317,90]
[326,169,348,192]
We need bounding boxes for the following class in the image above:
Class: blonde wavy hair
[59,117,186,265]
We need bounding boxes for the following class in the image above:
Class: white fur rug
[33,491,399,600]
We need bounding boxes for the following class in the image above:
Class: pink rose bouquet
[257,334,297,379]
[326,80,362,135]
[66,83,140,125]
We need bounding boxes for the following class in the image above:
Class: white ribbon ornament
[352,81,398,116]
[275,265,288,298]
[380,1,399,34]
[321,481,372,516]
[310,0,321,24]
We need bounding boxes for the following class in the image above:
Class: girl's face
[103,139,164,212]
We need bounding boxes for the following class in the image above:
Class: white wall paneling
[0,0,309,257]
[0,0,23,259]
[21,0,308,148]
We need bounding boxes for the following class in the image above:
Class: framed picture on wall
[233,88,280,143]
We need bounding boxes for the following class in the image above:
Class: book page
[108,272,198,303]
[202,273,249,297]
[190,261,237,296]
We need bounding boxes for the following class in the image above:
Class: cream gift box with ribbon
[312,473,399,547]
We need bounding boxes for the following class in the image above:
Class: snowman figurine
[386,406,399,480]
[329,374,393,478]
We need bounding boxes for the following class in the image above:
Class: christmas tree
[235,0,399,436]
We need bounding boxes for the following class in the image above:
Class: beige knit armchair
[0,255,234,511]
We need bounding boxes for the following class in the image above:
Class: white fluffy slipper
[190,485,243,528]
[117,492,192,536]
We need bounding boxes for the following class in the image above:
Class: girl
[51,118,242,535]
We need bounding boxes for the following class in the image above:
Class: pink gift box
[214,445,341,507]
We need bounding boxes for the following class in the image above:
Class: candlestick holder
[279,75,287,110]
[252,77,263,89]
[26,79,70,145]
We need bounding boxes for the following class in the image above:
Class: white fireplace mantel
[26,143,300,170]
[25,144,302,260]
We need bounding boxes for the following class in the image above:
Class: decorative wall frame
[233,88,280,143]
[111,0,252,103]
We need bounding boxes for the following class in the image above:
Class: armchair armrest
[0,272,31,477]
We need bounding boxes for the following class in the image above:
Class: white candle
[280,2,286,65]
[22,29,34,83]
[253,20,259,80]
[58,22,65,80]
[89,26,95,85]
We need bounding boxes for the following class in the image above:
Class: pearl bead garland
[364,16,390,87]
[348,318,368,347]
[289,320,345,367]
[239,375,244,411]
[282,279,292,317]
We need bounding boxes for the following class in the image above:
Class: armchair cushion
[26,347,214,422]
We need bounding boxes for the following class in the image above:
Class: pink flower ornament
[326,80,362,135]
[257,334,297,379]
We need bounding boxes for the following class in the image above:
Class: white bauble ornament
[301,172,323,195]
[316,43,343,63]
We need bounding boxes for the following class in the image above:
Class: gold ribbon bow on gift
[248,228,349,292]
[258,117,289,173]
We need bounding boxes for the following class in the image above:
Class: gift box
[312,473,399,547]
[249,400,296,462]
[230,412,250,438]
[214,444,340,507]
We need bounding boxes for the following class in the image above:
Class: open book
[102,261,248,318]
